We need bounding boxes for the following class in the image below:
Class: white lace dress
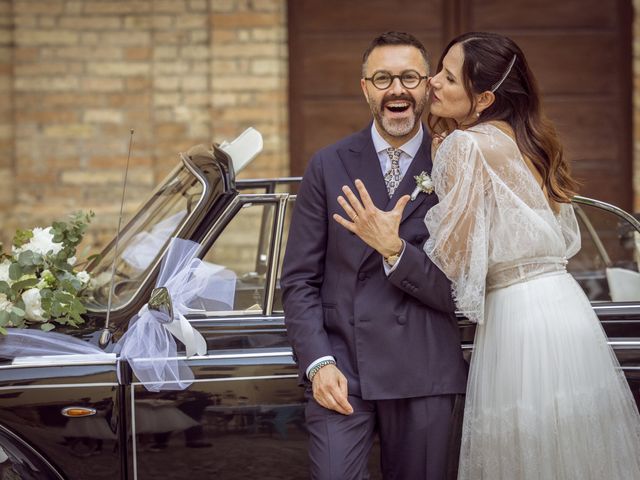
[424,123,640,479]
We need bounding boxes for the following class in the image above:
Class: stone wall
[0,0,288,253]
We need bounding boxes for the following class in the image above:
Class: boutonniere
[410,171,434,200]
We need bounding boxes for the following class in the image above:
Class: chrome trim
[131,386,139,480]
[462,341,640,350]
[572,195,640,232]
[123,350,295,363]
[574,204,611,266]
[186,313,285,321]
[593,304,640,311]
[265,194,289,315]
[61,406,97,417]
[1,358,118,370]
[0,424,65,480]
[0,382,118,391]
[132,374,298,387]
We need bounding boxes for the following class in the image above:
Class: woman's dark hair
[362,31,429,76]
[428,31,579,203]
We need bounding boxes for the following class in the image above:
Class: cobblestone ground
[40,434,383,479]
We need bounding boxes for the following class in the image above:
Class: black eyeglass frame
[363,70,429,90]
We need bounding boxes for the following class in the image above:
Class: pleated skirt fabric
[458,272,640,480]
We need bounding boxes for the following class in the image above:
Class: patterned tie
[384,147,403,197]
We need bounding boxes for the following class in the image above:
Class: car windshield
[84,164,206,311]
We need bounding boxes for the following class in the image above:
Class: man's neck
[374,121,421,148]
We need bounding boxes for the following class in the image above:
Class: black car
[1,138,639,479]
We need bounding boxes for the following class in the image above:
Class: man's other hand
[312,364,354,415]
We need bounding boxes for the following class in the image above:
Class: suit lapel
[337,124,389,211]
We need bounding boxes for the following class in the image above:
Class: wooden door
[288,0,633,209]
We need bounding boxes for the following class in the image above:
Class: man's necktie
[384,147,403,197]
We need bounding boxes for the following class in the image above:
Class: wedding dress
[424,123,640,479]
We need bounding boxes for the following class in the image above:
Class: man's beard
[370,93,426,137]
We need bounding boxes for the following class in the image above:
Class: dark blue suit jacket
[281,124,467,400]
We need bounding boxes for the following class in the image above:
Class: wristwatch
[384,242,404,267]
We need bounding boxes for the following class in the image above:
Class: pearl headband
[490,54,517,93]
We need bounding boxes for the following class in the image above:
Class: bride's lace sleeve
[424,131,490,324]
[557,202,581,259]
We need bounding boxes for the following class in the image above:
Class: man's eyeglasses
[363,70,428,90]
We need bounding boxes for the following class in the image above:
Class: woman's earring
[476,112,481,118]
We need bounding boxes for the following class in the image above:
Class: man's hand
[312,364,353,415]
[333,179,409,257]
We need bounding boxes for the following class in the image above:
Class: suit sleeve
[281,153,333,375]
[386,240,457,313]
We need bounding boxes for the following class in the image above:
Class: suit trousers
[305,392,455,480]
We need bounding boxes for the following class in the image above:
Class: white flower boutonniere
[410,171,434,200]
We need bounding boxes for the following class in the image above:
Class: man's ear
[476,91,495,114]
[360,78,370,103]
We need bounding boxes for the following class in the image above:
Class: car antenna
[99,128,134,348]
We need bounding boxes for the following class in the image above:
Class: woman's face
[429,43,475,125]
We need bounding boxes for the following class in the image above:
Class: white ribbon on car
[115,237,213,391]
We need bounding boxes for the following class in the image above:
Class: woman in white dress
[424,32,640,479]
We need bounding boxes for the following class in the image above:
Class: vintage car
[1,133,639,479]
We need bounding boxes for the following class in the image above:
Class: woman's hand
[333,179,408,257]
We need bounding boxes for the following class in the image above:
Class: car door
[567,196,640,406]
[0,354,124,480]
[128,193,308,480]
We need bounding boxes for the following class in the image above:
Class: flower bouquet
[0,211,94,334]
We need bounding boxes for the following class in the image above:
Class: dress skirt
[458,272,640,480]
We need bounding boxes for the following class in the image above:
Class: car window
[569,202,640,302]
[196,202,276,313]
[273,197,295,312]
[86,167,206,310]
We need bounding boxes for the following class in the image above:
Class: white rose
[76,270,90,284]
[13,227,63,257]
[421,177,433,189]
[0,293,13,312]
[67,256,77,266]
[21,288,46,322]
[0,260,11,284]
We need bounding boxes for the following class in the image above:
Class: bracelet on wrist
[308,359,336,382]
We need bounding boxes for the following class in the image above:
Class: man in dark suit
[281,32,467,480]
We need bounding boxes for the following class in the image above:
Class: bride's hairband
[490,54,517,93]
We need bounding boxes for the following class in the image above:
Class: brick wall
[0,0,288,253]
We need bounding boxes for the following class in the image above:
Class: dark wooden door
[288,0,633,209]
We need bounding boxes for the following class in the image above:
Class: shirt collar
[371,122,423,158]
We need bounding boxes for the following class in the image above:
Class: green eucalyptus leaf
[11,306,25,317]
[11,277,39,293]
[0,310,9,325]
[40,323,55,332]
[0,326,7,335]
[8,263,22,281]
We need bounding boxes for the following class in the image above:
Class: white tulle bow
[115,238,213,391]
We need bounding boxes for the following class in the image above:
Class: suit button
[397,315,406,325]
[358,272,367,281]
